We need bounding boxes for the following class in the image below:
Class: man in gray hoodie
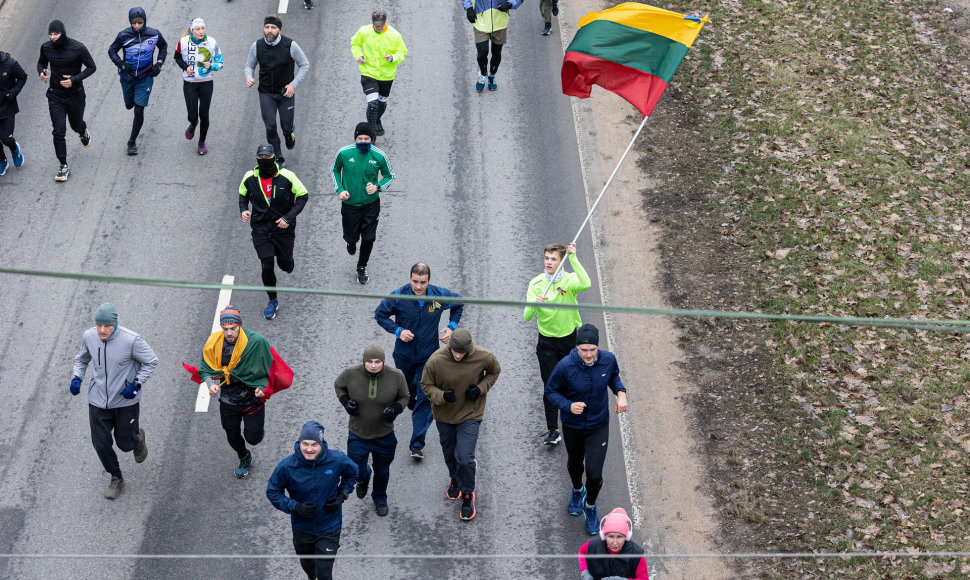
[71,303,158,499]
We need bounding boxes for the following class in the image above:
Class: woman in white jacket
[174,17,223,155]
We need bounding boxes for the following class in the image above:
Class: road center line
[196,274,234,412]
[278,0,289,14]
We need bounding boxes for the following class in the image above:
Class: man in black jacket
[37,20,96,182]
[0,51,27,176]
[238,144,309,320]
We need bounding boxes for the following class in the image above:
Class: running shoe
[304,0,313,8]
[285,132,296,150]
[347,242,357,255]
[356,478,369,499]
[543,428,562,446]
[583,503,599,535]
[568,486,586,516]
[375,120,385,136]
[80,129,90,147]
[185,122,196,140]
[235,451,253,479]
[376,503,388,516]
[55,163,70,182]
[0,159,6,176]
[133,428,148,463]
[357,267,369,285]
[475,74,487,93]
[264,299,279,320]
[127,141,138,156]
[12,142,24,167]
[553,3,559,15]
[198,142,208,155]
[104,476,125,500]
[446,478,461,500]
[488,76,497,92]
[410,447,424,461]
[460,492,476,521]
[276,156,286,168]
[542,23,552,35]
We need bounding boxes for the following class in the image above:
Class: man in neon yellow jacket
[351,8,407,139]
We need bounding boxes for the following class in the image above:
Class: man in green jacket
[351,8,407,138]
[334,344,409,516]
[421,329,501,521]
[330,122,395,285]
[523,242,591,446]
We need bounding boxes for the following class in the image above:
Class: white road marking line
[278,0,289,14]
[196,275,234,412]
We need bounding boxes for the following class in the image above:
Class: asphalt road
[0,0,632,578]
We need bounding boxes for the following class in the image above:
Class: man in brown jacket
[421,328,501,521]
[335,344,409,516]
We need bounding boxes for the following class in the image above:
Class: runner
[375,263,463,460]
[421,328,501,521]
[0,50,27,176]
[245,14,309,167]
[37,20,96,182]
[70,303,158,499]
[334,344,409,516]
[351,7,407,138]
[267,420,357,580]
[545,323,628,535]
[174,17,223,155]
[330,122,394,285]
[578,507,650,579]
[107,7,168,156]
[461,0,521,92]
[239,144,308,319]
[523,242,591,446]
[195,306,272,479]
[540,0,560,36]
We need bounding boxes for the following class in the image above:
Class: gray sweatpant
[436,419,482,493]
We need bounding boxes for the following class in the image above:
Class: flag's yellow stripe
[578,2,707,48]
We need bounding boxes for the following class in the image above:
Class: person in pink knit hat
[577,507,649,580]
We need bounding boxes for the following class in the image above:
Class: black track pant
[536,330,577,430]
[476,40,503,76]
[47,88,87,164]
[562,422,609,505]
[293,530,340,580]
[259,92,295,157]
[89,403,140,479]
[183,81,213,142]
[219,401,265,459]
[0,115,16,158]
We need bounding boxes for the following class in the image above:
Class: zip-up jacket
[37,37,97,95]
[238,164,309,230]
[108,7,168,81]
[266,422,357,536]
[421,342,501,424]
[72,326,159,409]
[174,34,223,82]
[245,36,309,93]
[334,364,409,440]
[545,348,626,431]
[330,145,394,206]
[375,284,463,363]
[351,23,407,81]
[461,0,523,33]
[579,539,650,580]
[0,52,28,118]
[523,253,592,338]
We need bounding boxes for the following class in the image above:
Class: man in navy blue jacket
[108,7,167,156]
[375,262,463,460]
[545,323,628,536]
[267,420,357,580]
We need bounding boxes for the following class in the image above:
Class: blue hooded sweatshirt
[545,348,626,431]
[108,7,168,80]
[374,283,463,364]
[266,421,358,535]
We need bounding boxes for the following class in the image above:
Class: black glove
[497,1,513,12]
[323,493,347,512]
[339,394,359,416]
[382,402,404,422]
[295,501,316,518]
[443,389,456,403]
[150,62,163,77]
[120,62,135,74]
[465,384,481,401]
[466,7,477,22]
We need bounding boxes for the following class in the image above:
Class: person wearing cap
[329,122,394,285]
[351,8,407,139]
[421,328,501,521]
[0,49,27,177]
[374,262,463,461]
[334,344,409,516]
[524,241,591,446]
[38,20,97,182]
[195,306,273,479]
[174,17,223,155]
[578,507,649,580]
[545,323,628,535]
[267,420,357,580]
[70,303,158,499]
[245,14,310,166]
[239,143,309,319]
[461,0,522,92]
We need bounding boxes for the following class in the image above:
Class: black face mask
[257,158,276,175]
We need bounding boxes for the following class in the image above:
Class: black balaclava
[48,20,68,48]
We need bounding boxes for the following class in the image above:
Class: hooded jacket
[375,283,463,363]
[37,22,97,94]
[545,348,626,431]
[334,357,410,440]
[350,23,407,81]
[461,0,523,33]
[0,52,28,118]
[266,421,358,536]
[420,334,501,424]
[108,7,168,81]
[73,326,159,409]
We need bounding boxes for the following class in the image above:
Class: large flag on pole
[562,3,708,116]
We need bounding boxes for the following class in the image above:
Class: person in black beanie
[37,20,96,182]
[0,50,28,176]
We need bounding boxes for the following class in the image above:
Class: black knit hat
[354,121,376,141]
[49,20,66,35]
[576,324,599,346]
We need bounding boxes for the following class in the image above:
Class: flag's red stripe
[562,51,669,116]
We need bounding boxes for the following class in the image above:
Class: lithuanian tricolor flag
[562,3,708,116]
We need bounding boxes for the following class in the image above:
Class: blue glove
[70,377,82,396]
[121,381,141,399]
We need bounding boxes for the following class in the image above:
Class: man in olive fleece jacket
[334,344,409,515]
[421,328,501,521]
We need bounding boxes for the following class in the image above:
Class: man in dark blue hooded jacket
[108,7,167,156]
[267,420,357,580]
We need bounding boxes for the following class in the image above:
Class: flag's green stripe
[567,19,689,82]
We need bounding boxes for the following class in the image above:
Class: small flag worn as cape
[562,2,708,116]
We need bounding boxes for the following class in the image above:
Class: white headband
[190,18,205,30]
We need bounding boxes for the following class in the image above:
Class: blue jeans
[347,431,397,505]
[393,353,433,450]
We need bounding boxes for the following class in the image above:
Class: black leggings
[129,105,144,143]
[562,423,609,505]
[261,255,294,300]
[0,115,16,158]
[183,81,213,142]
[476,40,503,76]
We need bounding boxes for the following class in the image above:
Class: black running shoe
[357,267,369,285]
[347,242,357,255]
[446,478,461,500]
[543,428,562,446]
[276,156,286,168]
[304,0,313,8]
[460,492,476,521]
[127,141,138,156]
[356,479,369,499]
[80,130,91,147]
[284,132,296,150]
[375,120,385,136]
[410,447,424,461]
